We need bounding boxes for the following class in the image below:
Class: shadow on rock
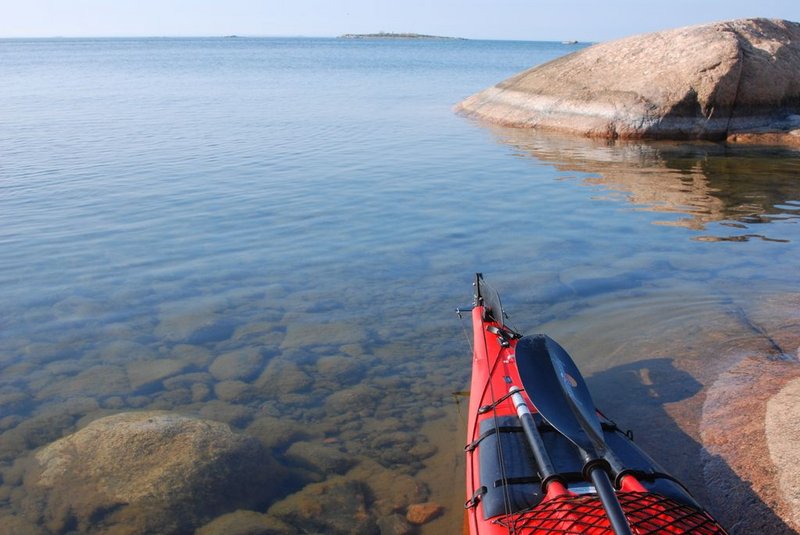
[587,357,796,534]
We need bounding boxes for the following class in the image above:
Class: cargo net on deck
[494,492,726,534]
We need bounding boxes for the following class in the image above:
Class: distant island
[338,32,463,40]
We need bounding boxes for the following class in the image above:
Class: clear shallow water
[1,37,799,533]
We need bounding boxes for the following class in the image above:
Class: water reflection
[488,126,800,241]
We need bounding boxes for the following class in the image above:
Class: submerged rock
[126,358,188,391]
[0,514,39,535]
[376,513,414,535]
[457,18,800,143]
[209,348,264,381]
[19,411,285,534]
[702,356,800,533]
[767,377,800,530]
[255,359,313,398]
[155,305,236,344]
[267,476,377,535]
[406,502,444,525]
[316,355,364,387]
[196,510,293,535]
[285,441,354,475]
[245,415,310,450]
[34,364,129,401]
[0,412,78,461]
[214,380,255,402]
[280,322,369,352]
[197,400,256,426]
[347,459,429,516]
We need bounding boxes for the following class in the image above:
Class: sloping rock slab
[19,411,285,534]
[457,18,800,141]
[702,357,800,533]
[767,377,800,531]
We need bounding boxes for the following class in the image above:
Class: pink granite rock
[457,18,800,142]
[406,502,443,525]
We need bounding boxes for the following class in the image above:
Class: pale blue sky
[1,0,799,41]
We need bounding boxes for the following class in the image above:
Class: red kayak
[462,274,726,535]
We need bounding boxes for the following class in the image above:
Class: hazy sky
[2,0,799,41]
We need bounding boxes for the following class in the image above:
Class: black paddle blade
[475,273,505,327]
[515,335,605,456]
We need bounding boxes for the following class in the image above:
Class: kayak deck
[464,275,726,535]
[492,492,724,534]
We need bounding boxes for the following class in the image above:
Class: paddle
[515,334,633,535]
[474,273,505,327]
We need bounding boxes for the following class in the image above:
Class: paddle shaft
[588,465,633,535]
[512,386,633,535]
[509,387,558,486]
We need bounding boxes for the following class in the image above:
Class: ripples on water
[1,37,799,533]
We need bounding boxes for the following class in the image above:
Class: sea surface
[1,37,799,533]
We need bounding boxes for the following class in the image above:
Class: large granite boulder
[18,411,287,534]
[457,18,800,142]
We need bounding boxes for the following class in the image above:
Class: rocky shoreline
[457,18,800,148]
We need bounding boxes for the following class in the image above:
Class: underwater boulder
[19,411,285,534]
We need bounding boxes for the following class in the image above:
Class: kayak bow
[463,274,726,535]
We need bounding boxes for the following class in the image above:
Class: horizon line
[0,33,592,43]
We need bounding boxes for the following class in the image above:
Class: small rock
[35,364,129,400]
[163,372,214,390]
[198,400,256,427]
[0,387,30,415]
[20,342,66,364]
[126,395,151,408]
[196,510,293,535]
[406,502,443,525]
[325,384,381,415]
[155,305,235,344]
[154,387,192,406]
[209,348,264,381]
[280,323,368,351]
[267,476,377,535]
[377,513,413,535]
[191,382,212,402]
[0,412,77,461]
[246,416,309,450]
[316,355,363,387]
[0,415,23,432]
[232,322,285,346]
[285,441,353,474]
[43,359,85,375]
[102,396,127,410]
[126,358,188,391]
[97,340,156,363]
[170,344,214,367]
[408,440,437,461]
[0,514,39,535]
[347,459,429,516]
[214,380,254,402]
[255,360,312,397]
